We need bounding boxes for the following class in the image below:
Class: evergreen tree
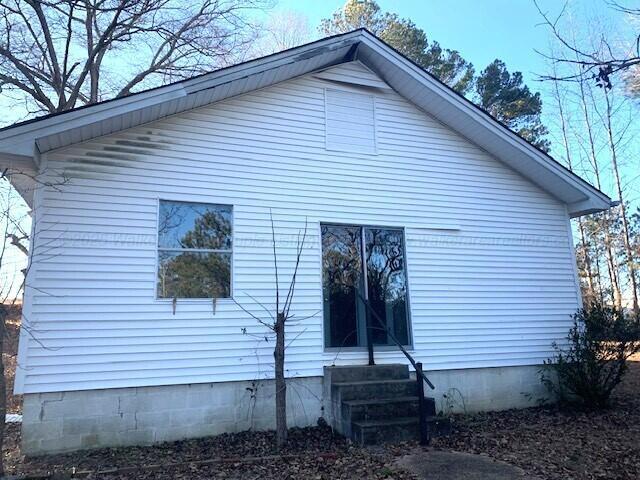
[321,1,549,149]
[476,60,550,151]
[320,0,474,94]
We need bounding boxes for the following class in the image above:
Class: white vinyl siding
[16,61,579,394]
[325,88,376,154]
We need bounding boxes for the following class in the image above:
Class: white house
[0,30,613,455]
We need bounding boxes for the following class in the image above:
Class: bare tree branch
[0,0,269,118]
[534,0,640,88]
[6,233,28,256]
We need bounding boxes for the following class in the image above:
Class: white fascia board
[0,86,187,157]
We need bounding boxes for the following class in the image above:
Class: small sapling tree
[234,211,309,448]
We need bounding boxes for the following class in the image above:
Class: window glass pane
[157,251,231,298]
[365,228,409,345]
[321,225,365,348]
[159,201,232,250]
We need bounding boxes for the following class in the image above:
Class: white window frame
[155,198,234,300]
[319,222,413,351]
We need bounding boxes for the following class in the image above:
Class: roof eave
[0,30,364,156]
[0,29,612,215]
[0,152,39,207]
[568,198,617,218]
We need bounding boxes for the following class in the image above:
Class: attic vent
[325,89,376,154]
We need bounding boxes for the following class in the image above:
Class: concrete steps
[324,364,447,445]
[325,364,412,383]
[332,379,418,402]
[352,416,421,445]
[343,396,425,422]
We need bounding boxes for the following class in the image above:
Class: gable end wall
[17,61,579,395]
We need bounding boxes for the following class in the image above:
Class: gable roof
[0,29,612,216]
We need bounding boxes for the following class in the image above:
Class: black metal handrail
[356,292,434,445]
[356,292,435,389]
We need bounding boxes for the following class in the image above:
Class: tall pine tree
[320,1,549,150]
[476,60,550,151]
[320,0,475,95]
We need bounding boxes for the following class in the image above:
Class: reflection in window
[321,224,410,348]
[365,229,409,346]
[321,225,365,348]
[157,201,232,298]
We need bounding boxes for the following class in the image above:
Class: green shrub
[540,305,640,409]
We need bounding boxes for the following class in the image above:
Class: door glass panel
[365,228,409,345]
[321,225,366,348]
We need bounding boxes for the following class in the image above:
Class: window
[321,224,410,348]
[157,200,232,299]
[325,89,376,154]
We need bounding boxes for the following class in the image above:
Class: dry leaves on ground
[4,424,417,479]
[431,361,640,480]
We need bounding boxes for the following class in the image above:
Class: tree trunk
[603,91,639,315]
[577,77,622,308]
[274,312,287,448]
[594,250,605,302]
[601,219,623,309]
[577,221,596,305]
[606,244,624,310]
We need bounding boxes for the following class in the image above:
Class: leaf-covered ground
[3,424,415,479]
[431,360,640,480]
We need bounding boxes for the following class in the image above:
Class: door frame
[319,221,414,352]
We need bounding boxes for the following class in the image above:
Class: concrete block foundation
[22,377,323,456]
[22,364,547,455]
[423,364,548,414]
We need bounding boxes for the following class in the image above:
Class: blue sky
[277,0,615,85]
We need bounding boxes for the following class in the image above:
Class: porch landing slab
[396,450,540,480]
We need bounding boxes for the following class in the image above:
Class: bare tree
[234,212,310,449]
[574,72,625,310]
[542,12,640,312]
[548,61,599,305]
[540,15,640,312]
[596,87,639,314]
[0,175,30,476]
[554,54,625,309]
[254,9,312,56]
[0,0,269,120]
